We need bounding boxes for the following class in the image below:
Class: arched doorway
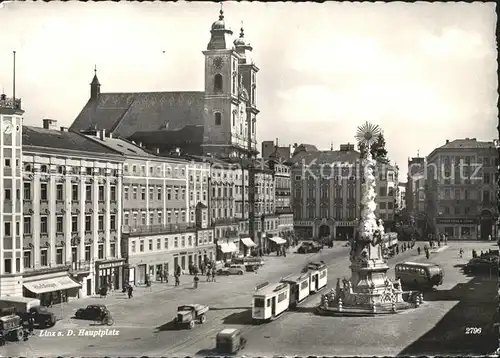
[319,225,330,238]
[480,210,493,240]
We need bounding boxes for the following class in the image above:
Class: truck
[0,314,25,341]
[0,296,56,328]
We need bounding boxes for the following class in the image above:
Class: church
[70,9,260,160]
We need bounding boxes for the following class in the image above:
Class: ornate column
[49,165,57,265]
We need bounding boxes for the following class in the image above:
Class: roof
[71,91,205,138]
[219,328,238,336]
[281,272,309,283]
[400,262,438,267]
[437,139,494,150]
[292,143,319,156]
[289,150,361,166]
[254,282,289,296]
[269,146,291,160]
[84,136,157,158]
[22,126,121,157]
[196,202,208,209]
[128,125,204,149]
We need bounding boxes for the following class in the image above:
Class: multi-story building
[406,156,425,214]
[0,93,24,296]
[396,182,407,211]
[290,144,361,240]
[21,120,124,301]
[425,138,498,240]
[374,163,398,228]
[81,131,215,282]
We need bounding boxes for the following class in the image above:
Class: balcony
[68,260,92,274]
[211,217,241,226]
[122,223,196,236]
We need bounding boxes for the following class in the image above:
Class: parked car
[75,304,109,321]
[173,304,209,329]
[463,257,499,274]
[297,241,322,254]
[0,314,24,342]
[217,264,245,275]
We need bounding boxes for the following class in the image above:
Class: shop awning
[268,236,287,245]
[23,276,81,294]
[218,242,238,253]
[241,238,257,247]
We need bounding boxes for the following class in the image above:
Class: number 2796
[465,327,482,334]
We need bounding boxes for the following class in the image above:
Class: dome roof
[211,10,226,31]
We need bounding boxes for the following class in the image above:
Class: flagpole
[12,50,16,109]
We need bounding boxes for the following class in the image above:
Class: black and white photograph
[0,1,498,356]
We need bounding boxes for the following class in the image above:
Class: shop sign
[436,218,477,225]
[97,260,124,270]
[31,278,69,290]
[337,221,355,227]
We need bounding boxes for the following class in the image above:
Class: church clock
[213,56,224,70]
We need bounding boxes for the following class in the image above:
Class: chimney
[99,129,106,140]
[60,127,68,132]
[276,138,279,147]
[446,139,449,144]
[156,148,160,154]
[139,142,143,147]
[42,118,58,130]
[109,132,113,139]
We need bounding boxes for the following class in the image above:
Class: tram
[307,261,328,293]
[252,281,290,321]
[280,273,310,309]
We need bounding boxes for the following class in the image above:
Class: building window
[24,216,31,234]
[85,185,92,201]
[56,216,63,233]
[149,240,153,251]
[4,259,12,274]
[214,73,223,92]
[167,188,172,200]
[41,249,48,266]
[156,239,161,250]
[110,215,116,230]
[40,217,48,234]
[131,241,136,253]
[85,246,91,261]
[133,187,137,200]
[110,186,116,201]
[110,243,116,257]
[23,183,31,200]
[214,112,222,126]
[71,185,79,201]
[71,216,78,232]
[85,216,92,232]
[4,222,11,237]
[98,215,104,231]
[40,183,48,200]
[98,186,105,201]
[23,251,31,269]
[149,187,154,200]
[157,187,162,200]
[56,248,63,265]
[379,187,387,196]
[98,244,104,259]
[158,212,162,224]
[164,237,169,249]
[139,240,144,252]
[174,188,179,200]
[188,236,192,246]
[124,187,129,200]
[124,213,129,226]
[141,212,146,225]
[4,158,11,167]
[56,184,64,201]
[174,237,178,248]
[141,187,146,200]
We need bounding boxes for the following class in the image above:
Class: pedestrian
[165,270,169,284]
[175,274,180,287]
[396,246,399,255]
[417,247,421,255]
[127,285,133,299]
[189,264,193,276]
[28,313,34,336]
[206,268,211,282]
[193,274,199,289]
[425,249,430,260]
[459,248,464,258]
[211,268,216,282]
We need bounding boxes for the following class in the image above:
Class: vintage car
[217,265,245,276]
[173,304,209,329]
[463,256,499,275]
[216,328,247,354]
[232,257,264,272]
[0,314,24,341]
[75,304,109,321]
[297,241,322,254]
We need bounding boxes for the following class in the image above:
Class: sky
[0,1,497,178]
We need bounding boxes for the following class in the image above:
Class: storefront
[95,259,125,292]
[436,218,478,240]
[23,272,81,305]
[267,236,287,252]
[240,237,257,256]
[217,241,239,261]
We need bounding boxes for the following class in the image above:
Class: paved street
[0,241,497,356]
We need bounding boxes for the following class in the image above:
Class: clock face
[213,57,224,70]
[3,119,13,134]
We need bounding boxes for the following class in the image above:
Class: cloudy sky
[0,1,497,177]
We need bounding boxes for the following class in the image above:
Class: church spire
[207,6,233,50]
[90,65,101,99]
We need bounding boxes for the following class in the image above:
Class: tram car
[280,273,310,309]
[252,281,290,321]
[307,262,328,293]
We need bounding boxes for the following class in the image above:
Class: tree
[370,133,390,163]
